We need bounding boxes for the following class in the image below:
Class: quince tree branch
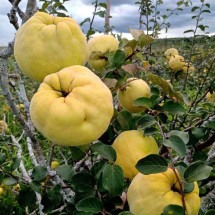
[0,58,46,166]
[11,134,44,215]
[8,0,24,29]
[104,0,110,34]
[23,0,37,23]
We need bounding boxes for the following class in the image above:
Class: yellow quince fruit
[0,120,9,133]
[117,78,151,113]
[127,168,200,215]
[169,55,186,71]
[182,63,195,73]
[30,65,114,146]
[0,187,5,195]
[51,161,60,170]
[13,184,20,191]
[88,35,119,72]
[111,130,158,179]
[14,12,89,82]
[206,92,215,102]
[164,48,179,61]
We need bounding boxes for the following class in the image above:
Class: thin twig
[49,144,56,167]
[87,0,98,40]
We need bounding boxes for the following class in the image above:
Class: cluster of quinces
[13,12,201,215]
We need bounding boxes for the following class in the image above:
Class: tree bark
[104,0,111,34]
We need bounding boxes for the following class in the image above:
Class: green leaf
[11,158,21,171]
[163,136,186,158]
[191,6,199,12]
[205,3,210,8]
[0,153,6,163]
[56,164,75,181]
[80,17,90,26]
[184,29,194,34]
[86,29,95,38]
[90,142,116,162]
[70,147,86,161]
[183,181,194,193]
[47,184,62,206]
[112,49,126,68]
[99,3,107,8]
[144,127,158,136]
[71,172,95,193]
[147,73,186,103]
[169,130,189,144]
[95,11,106,18]
[162,204,185,215]
[201,10,211,13]
[91,160,106,179]
[76,197,102,213]
[30,180,42,194]
[32,166,48,181]
[162,101,185,115]
[102,164,124,196]
[137,114,156,129]
[122,39,138,52]
[3,177,17,185]
[136,154,168,175]
[18,186,36,207]
[175,164,187,177]
[138,33,154,48]
[205,121,215,129]
[134,97,153,109]
[117,110,135,130]
[184,161,213,183]
[191,128,205,139]
[205,210,215,215]
[198,25,206,31]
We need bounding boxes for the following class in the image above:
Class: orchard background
[0,0,215,214]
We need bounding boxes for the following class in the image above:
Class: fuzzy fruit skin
[51,161,60,170]
[206,92,215,102]
[111,130,158,179]
[117,78,151,113]
[169,55,186,71]
[30,65,114,146]
[14,12,89,82]
[182,63,195,73]
[127,168,200,215]
[88,35,119,72]
[164,48,179,61]
[0,187,4,195]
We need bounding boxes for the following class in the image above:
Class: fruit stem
[112,78,138,92]
[172,167,187,213]
[48,143,56,167]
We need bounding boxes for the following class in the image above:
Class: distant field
[153,35,215,52]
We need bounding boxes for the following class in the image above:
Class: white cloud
[0,15,16,46]
[0,0,214,46]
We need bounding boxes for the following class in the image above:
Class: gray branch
[0,58,46,166]
[23,0,37,23]
[11,134,44,215]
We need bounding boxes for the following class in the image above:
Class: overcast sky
[0,0,215,46]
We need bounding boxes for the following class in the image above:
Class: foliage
[0,0,215,214]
